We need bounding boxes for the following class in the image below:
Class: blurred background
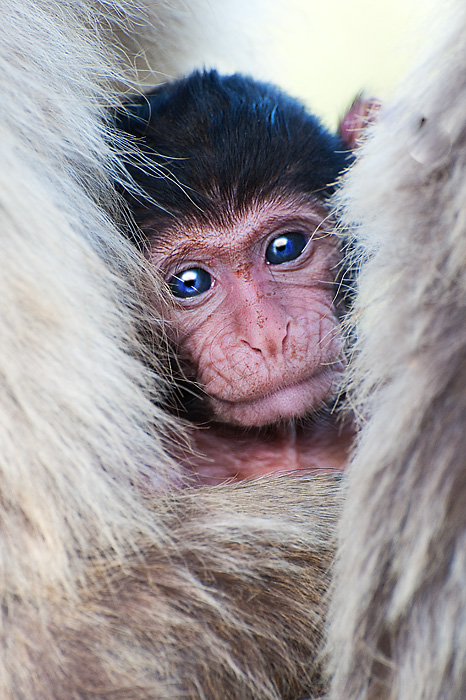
[268,0,434,127]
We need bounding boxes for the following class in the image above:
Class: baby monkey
[118,70,361,483]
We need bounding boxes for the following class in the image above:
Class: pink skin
[183,419,353,485]
[339,96,381,150]
[148,197,352,482]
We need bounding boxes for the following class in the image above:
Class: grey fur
[327,1,466,697]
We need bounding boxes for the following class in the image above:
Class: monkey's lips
[207,368,341,427]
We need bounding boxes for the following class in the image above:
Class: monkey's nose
[239,311,288,358]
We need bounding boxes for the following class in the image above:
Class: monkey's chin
[208,371,338,428]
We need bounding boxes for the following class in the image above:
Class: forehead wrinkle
[151,222,227,256]
[220,197,333,251]
[146,194,332,263]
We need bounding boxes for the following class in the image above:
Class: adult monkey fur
[326,1,466,697]
[8,0,466,697]
[0,1,341,699]
[117,70,356,484]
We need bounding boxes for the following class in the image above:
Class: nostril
[281,321,291,352]
[240,337,263,354]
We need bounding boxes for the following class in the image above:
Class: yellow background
[269,0,435,128]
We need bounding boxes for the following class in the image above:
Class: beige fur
[327,1,466,697]
[0,1,338,698]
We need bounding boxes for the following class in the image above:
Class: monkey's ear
[338,96,381,150]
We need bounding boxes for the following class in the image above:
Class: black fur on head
[116,70,352,238]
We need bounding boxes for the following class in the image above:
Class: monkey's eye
[168,267,212,298]
[265,232,308,265]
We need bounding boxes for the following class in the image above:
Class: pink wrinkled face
[148,198,345,427]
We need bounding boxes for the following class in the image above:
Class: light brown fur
[7,477,339,699]
[327,1,466,697]
[0,1,339,698]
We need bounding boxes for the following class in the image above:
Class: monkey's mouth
[207,367,341,427]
